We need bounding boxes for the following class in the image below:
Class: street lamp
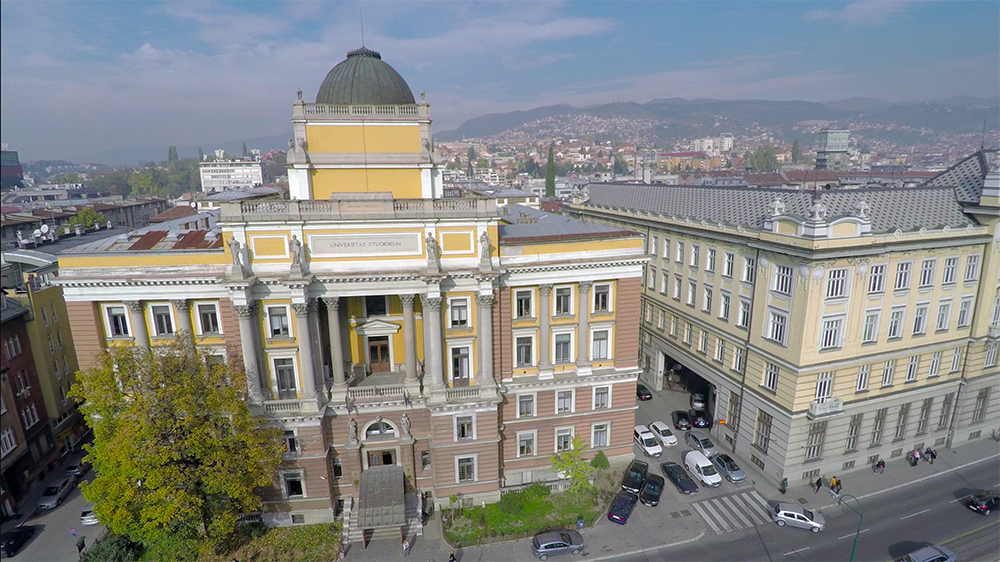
[832,491,863,562]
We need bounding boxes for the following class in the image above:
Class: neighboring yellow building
[56,46,645,536]
[571,150,999,486]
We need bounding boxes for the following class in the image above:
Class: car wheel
[572,548,581,555]
[985,509,991,515]
[57,498,63,506]
[539,555,547,561]
[811,526,820,533]
[776,520,785,526]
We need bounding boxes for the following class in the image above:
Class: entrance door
[368,336,391,372]
[367,450,395,467]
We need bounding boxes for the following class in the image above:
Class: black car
[0,526,34,557]
[671,410,692,430]
[966,490,999,515]
[636,384,652,401]
[661,461,699,494]
[607,490,638,524]
[689,409,712,428]
[620,460,649,493]
[639,474,665,506]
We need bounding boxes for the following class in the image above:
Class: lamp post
[833,491,863,562]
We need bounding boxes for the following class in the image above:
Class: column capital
[170,299,190,311]
[291,302,311,317]
[578,281,593,293]
[400,294,416,308]
[476,294,494,308]
[422,296,442,311]
[322,296,340,311]
[233,302,257,318]
[123,300,144,312]
[538,284,553,296]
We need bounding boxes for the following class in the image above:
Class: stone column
[234,302,264,402]
[292,301,317,398]
[171,299,193,337]
[476,293,494,385]
[123,300,149,348]
[324,297,347,388]
[401,295,419,384]
[422,296,444,388]
[576,282,593,375]
[537,285,553,377]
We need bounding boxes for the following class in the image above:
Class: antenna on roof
[360,8,365,47]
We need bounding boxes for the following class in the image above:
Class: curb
[586,528,707,561]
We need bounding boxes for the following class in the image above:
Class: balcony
[989,325,1000,339]
[808,398,844,419]
[262,398,320,414]
[220,197,497,223]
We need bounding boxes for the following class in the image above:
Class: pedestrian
[830,476,838,491]
[779,478,788,494]
[815,477,823,494]
[449,552,457,562]
[930,449,937,465]
[835,477,843,494]
[402,539,410,556]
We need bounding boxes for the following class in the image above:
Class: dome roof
[316,47,415,106]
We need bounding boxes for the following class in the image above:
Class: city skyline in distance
[1,0,998,162]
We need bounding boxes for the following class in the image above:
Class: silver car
[711,453,746,483]
[771,502,825,532]
[38,478,74,510]
[903,545,957,562]
[684,430,718,458]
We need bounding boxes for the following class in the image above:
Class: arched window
[365,421,396,439]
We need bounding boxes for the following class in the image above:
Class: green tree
[791,140,801,164]
[550,436,594,500]
[90,170,133,197]
[475,158,489,169]
[467,146,478,162]
[242,141,248,157]
[168,146,179,164]
[128,168,168,197]
[54,172,83,184]
[745,146,780,172]
[197,147,205,162]
[545,143,555,197]
[67,207,106,229]
[71,339,284,549]
[589,450,610,478]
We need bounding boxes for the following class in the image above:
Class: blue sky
[1,1,997,161]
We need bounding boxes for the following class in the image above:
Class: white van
[684,450,722,488]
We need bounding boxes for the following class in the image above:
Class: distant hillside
[84,133,291,167]
[821,97,894,112]
[435,105,578,141]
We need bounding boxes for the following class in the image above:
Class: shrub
[80,534,141,562]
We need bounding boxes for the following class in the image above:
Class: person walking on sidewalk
[829,476,838,493]
[834,477,843,494]
[815,477,823,493]
[779,478,788,494]
[402,539,410,556]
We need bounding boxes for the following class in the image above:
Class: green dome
[316,47,415,105]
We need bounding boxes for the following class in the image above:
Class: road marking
[900,508,930,520]
[783,547,810,556]
[707,499,736,531]
[588,529,707,562]
[740,492,770,525]
[950,493,973,503]
[721,495,754,528]
[748,490,772,517]
[691,501,723,535]
[838,528,870,540]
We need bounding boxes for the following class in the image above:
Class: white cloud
[805,1,918,25]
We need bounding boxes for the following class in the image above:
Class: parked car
[607,491,638,524]
[648,421,678,447]
[711,454,746,483]
[81,506,100,526]
[671,410,692,430]
[531,530,584,560]
[688,409,712,428]
[690,393,707,411]
[771,503,825,532]
[38,478,74,510]
[903,545,958,562]
[965,490,999,515]
[67,460,92,477]
[660,461,699,494]
[683,450,722,488]
[639,474,665,507]
[684,431,718,458]
[633,425,663,458]
[620,460,649,494]
[0,526,34,557]
[636,384,652,401]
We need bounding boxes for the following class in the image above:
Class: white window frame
[515,289,534,319]
[455,454,478,483]
[942,256,958,284]
[881,360,895,387]
[592,385,611,409]
[773,264,793,295]
[767,309,788,346]
[950,347,962,372]
[906,356,919,381]
[675,240,684,264]
[102,303,131,339]
[590,325,612,361]
[690,244,700,268]
[554,427,575,453]
[958,297,973,327]
[715,338,726,363]
[592,283,613,313]
[449,342,472,383]
[266,304,292,338]
[820,316,844,350]
[687,280,697,306]
[929,351,941,377]
[673,274,682,300]
[661,238,670,260]
[591,422,610,449]
[862,310,880,343]
[826,268,848,299]
[552,329,575,364]
[194,301,223,335]
[856,364,870,391]
[699,329,709,353]
[660,274,668,295]
[869,263,886,293]
[742,256,756,283]
[732,347,745,372]
[0,427,16,458]
[912,304,929,335]
[887,307,906,339]
[738,299,751,328]
[270,352,299,399]
[706,248,717,272]
[894,261,912,291]
[919,258,936,288]
[649,235,658,256]
[719,293,731,321]
[762,363,779,392]
[454,413,478,441]
[516,392,537,418]
[146,303,176,337]
[936,301,952,332]
[647,266,656,289]
[815,371,833,401]
[702,286,713,313]
[556,389,575,414]
[985,343,997,368]
[516,430,537,457]
[514,331,536,368]
[723,252,735,277]
[964,255,980,282]
[280,470,306,499]
[449,297,470,328]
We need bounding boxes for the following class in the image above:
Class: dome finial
[360,8,365,47]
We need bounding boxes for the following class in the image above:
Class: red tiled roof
[128,231,168,251]
[659,151,709,158]
[782,170,840,182]
[149,205,197,223]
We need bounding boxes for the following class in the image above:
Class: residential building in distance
[570,148,999,487]
[1,148,25,190]
[815,129,851,172]
[199,158,264,192]
[55,46,645,538]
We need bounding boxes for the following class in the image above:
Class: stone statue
[480,232,492,261]
[425,234,439,263]
[289,235,302,266]
[288,137,295,150]
[768,197,785,217]
[400,414,411,438]
[347,418,358,444]
[296,89,303,101]
[808,201,828,221]
[855,199,871,219]
[420,91,426,103]
[228,237,242,268]
[296,136,307,151]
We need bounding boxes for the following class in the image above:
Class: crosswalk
[689,490,773,535]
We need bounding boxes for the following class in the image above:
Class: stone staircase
[346,492,423,545]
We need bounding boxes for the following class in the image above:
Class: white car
[633,425,663,458]
[81,507,100,526]
[648,421,678,447]
[38,478,74,510]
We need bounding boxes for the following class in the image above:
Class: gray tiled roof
[498,204,630,241]
[585,183,975,234]
[923,149,999,205]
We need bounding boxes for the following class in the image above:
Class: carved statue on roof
[296,89,303,101]
[808,200,828,221]
[425,234,439,263]
[347,418,358,445]
[228,237,242,268]
[400,414,411,438]
[854,199,871,219]
[289,235,303,266]
[768,197,785,217]
[480,231,492,262]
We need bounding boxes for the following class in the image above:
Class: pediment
[356,319,401,336]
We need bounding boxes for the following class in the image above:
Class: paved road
[4,473,105,562]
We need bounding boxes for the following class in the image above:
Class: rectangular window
[738,300,751,328]
[554,333,572,363]
[662,239,670,260]
[457,416,474,440]
[856,365,870,391]
[715,339,726,363]
[773,265,793,295]
[762,363,779,392]
[649,235,658,255]
[516,336,533,367]
[47,334,54,354]
[660,275,668,295]
[268,307,290,337]
[557,390,573,413]
[457,457,476,482]
[592,423,609,448]
[670,316,678,337]
[707,248,716,272]
[895,262,911,290]
[0,427,16,457]
[942,257,958,284]
[938,393,954,429]
[882,360,896,387]
[916,398,933,434]
[958,297,973,327]
[275,358,297,399]
[593,285,610,312]
[912,305,928,335]
[724,252,735,277]
[906,356,919,381]
[593,386,610,409]
[754,410,772,453]
[673,275,682,300]
[198,304,220,334]
[894,403,910,440]
[936,302,951,331]
[986,343,998,368]
[815,372,832,401]
[450,299,468,327]
[826,268,848,298]
[965,255,980,282]
[820,318,843,349]
[283,430,298,454]
[107,306,129,337]
[647,267,656,289]
[518,432,535,456]
[365,296,387,317]
[845,414,862,451]
[805,422,826,461]
[687,281,697,306]
[675,241,684,264]
[972,388,991,423]
[742,256,756,283]
[733,347,745,372]
[869,264,886,293]
[994,297,1000,325]
[871,408,887,446]
[888,307,905,339]
[703,287,713,313]
[684,323,693,345]
[518,394,534,418]
[452,347,470,381]
[556,428,573,452]
[950,348,962,372]
[768,310,788,345]
[919,259,936,288]
[699,330,708,353]
[151,305,174,335]
[690,245,700,268]
[862,311,880,343]
[41,306,49,327]
[516,290,533,318]
[719,293,731,320]
[592,330,609,360]
[283,473,304,498]
[929,351,941,377]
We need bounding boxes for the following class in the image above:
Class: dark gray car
[532,530,584,560]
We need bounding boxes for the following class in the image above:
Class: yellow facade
[305,124,421,154]
[310,169,423,199]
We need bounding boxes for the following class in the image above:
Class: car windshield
[700,438,714,448]
[662,428,673,436]
[726,460,738,470]
[701,464,718,476]
[644,480,662,492]
[643,437,658,447]
[43,486,60,495]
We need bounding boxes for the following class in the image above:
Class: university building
[570,149,999,485]
[56,47,644,537]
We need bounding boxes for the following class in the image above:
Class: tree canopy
[66,207,106,229]
[71,338,284,549]
[791,140,801,164]
[743,146,781,172]
[550,436,594,499]
[545,144,556,197]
